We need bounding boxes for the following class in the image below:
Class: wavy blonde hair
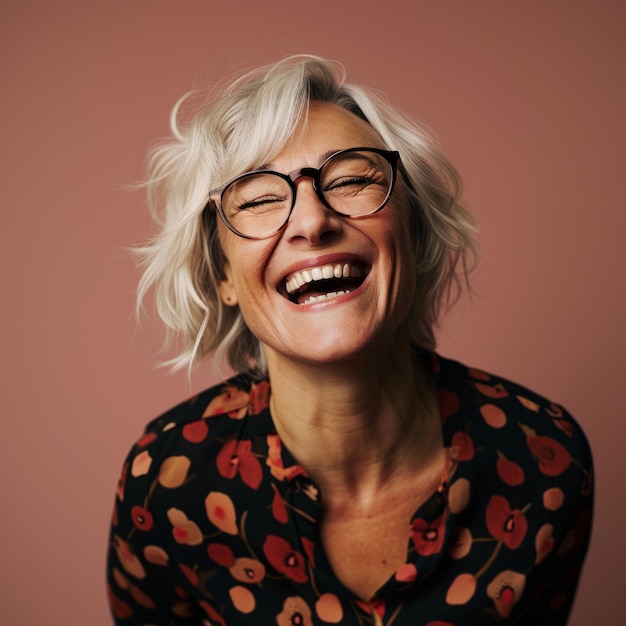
[137,55,478,375]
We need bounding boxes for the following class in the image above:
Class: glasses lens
[221,172,292,238]
[320,150,393,216]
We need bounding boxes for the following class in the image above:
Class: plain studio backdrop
[1,1,623,624]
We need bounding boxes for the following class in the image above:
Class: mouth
[282,261,369,305]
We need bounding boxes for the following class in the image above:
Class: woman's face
[217,101,416,368]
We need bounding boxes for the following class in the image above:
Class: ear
[218,261,239,307]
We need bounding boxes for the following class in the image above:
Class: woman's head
[138,55,478,375]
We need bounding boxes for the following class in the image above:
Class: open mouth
[283,262,369,305]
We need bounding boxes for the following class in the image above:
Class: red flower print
[207,543,236,567]
[448,477,470,514]
[130,505,154,531]
[542,487,564,511]
[445,572,477,605]
[158,455,191,489]
[395,563,418,582]
[198,600,227,626]
[272,486,289,523]
[301,537,316,568]
[229,557,266,583]
[496,452,525,486]
[527,435,571,477]
[182,420,209,443]
[116,462,128,501]
[485,495,528,549]
[166,508,203,545]
[474,382,509,399]
[486,569,526,618]
[248,380,270,414]
[205,491,238,535]
[112,567,129,590]
[449,431,474,461]
[229,585,256,613]
[216,439,262,489]
[437,389,459,421]
[535,523,555,565]
[107,585,134,620]
[143,544,169,566]
[516,395,540,412]
[546,403,563,417]
[179,563,198,586]
[262,535,308,583]
[112,535,146,579]
[411,515,445,556]
[355,599,386,619]
[131,450,152,477]
[369,598,386,618]
[468,368,490,381]
[136,433,157,448]
[276,596,313,626]
[301,480,320,501]
[129,584,156,609]
[448,526,472,559]
[480,403,507,428]
[553,417,575,438]
[202,385,249,418]
[266,435,308,481]
[315,593,343,623]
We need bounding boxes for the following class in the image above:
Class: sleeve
[514,408,595,625]
[106,436,203,625]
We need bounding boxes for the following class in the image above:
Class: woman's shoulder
[435,353,591,447]
[430,354,593,622]
[107,372,272,622]
[116,372,272,499]
[434,352,593,507]
[434,352,593,502]
[145,372,267,432]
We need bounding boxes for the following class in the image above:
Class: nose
[284,175,343,245]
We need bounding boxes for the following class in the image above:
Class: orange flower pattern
[107,354,593,624]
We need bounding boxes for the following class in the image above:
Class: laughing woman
[107,56,593,625]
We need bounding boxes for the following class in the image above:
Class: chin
[291,331,394,368]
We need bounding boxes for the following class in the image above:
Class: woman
[107,56,593,625]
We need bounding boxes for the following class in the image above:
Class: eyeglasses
[206,147,401,239]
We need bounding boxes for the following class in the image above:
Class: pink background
[1,1,624,623]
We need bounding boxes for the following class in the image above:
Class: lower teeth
[302,290,351,305]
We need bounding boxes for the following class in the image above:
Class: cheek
[216,222,236,263]
[385,206,417,306]
[384,200,417,261]
[218,235,276,298]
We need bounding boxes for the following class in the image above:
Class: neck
[264,339,441,504]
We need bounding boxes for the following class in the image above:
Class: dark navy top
[107,354,593,625]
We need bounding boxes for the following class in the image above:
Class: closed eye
[327,176,373,188]
[324,175,385,195]
[235,196,288,212]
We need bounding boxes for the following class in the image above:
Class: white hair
[136,55,478,376]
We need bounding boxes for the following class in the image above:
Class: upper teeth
[285,263,364,294]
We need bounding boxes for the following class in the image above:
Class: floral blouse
[107,354,593,625]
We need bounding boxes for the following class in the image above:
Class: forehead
[273,101,385,167]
